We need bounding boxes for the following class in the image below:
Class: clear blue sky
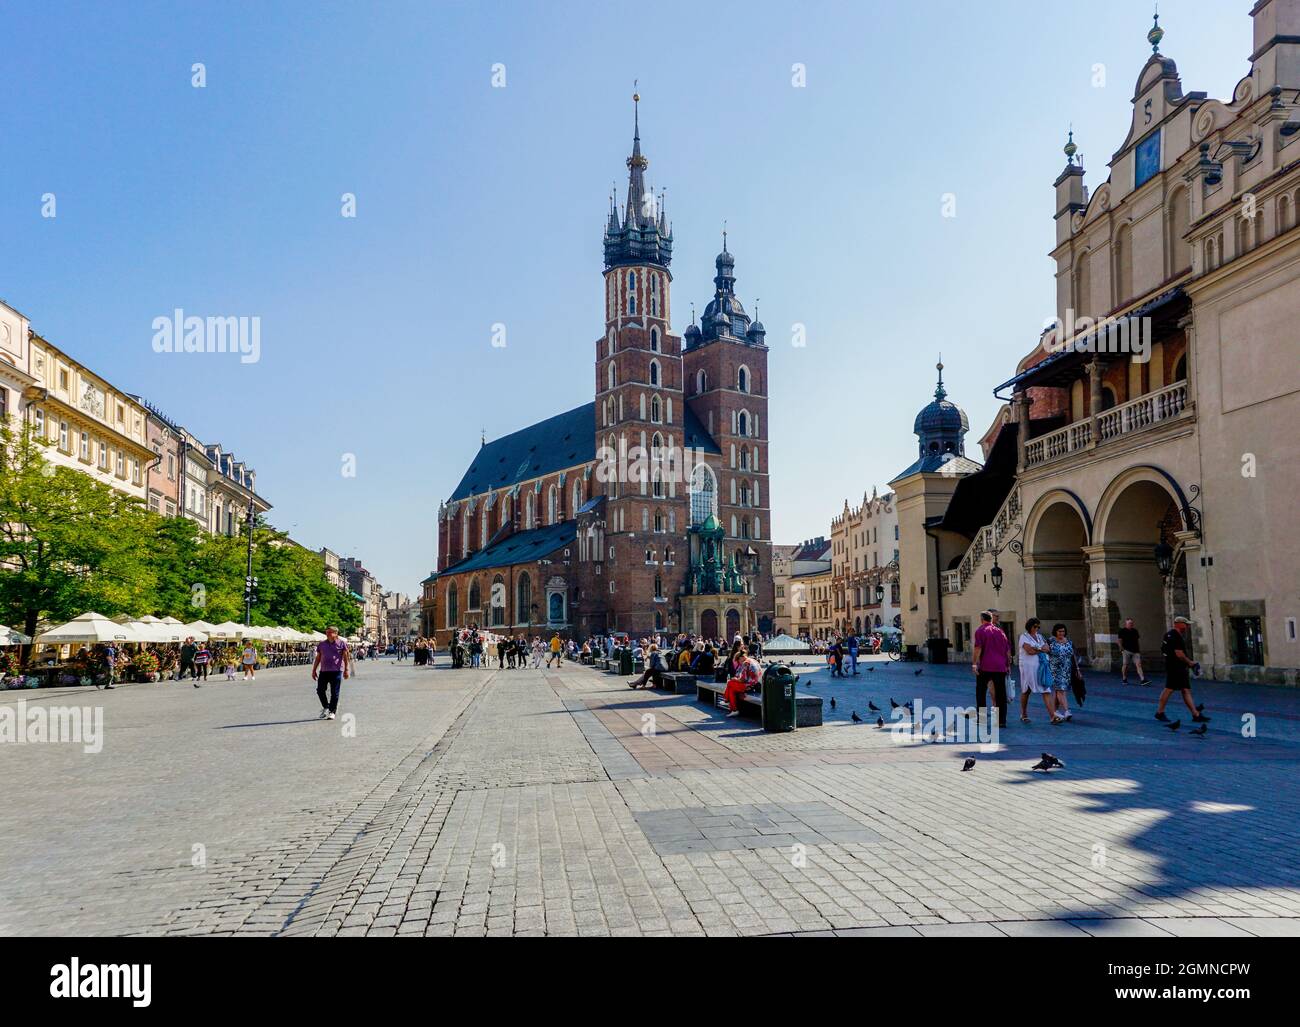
[0,0,1247,595]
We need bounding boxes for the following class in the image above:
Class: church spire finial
[1064,126,1078,165]
[1148,6,1164,54]
[935,357,947,401]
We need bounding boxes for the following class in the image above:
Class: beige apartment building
[831,488,902,638]
[24,330,153,502]
[898,4,1300,684]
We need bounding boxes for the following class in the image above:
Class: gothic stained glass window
[1135,129,1161,190]
[689,464,716,526]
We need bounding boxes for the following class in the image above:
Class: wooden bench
[597,657,611,671]
[695,678,823,728]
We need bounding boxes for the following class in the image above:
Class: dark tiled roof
[450,405,593,501]
[682,405,722,455]
[890,453,983,484]
[792,539,831,561]
[441,521,574,576]
[450,402,719,501]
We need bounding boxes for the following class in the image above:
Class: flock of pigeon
[801,658,1212,777]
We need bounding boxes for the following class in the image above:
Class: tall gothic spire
[625,85,649,227]
[603,86,673,272]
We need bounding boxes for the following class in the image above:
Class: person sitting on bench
[723,646,762,717]
[691,645,715,675]
[629,644,668,689]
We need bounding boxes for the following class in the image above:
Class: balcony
[1024,381,1190,469]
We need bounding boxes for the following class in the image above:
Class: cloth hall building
[894,4,1300,684]
[423,104,775,645]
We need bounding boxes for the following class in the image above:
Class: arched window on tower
[468,577,481,610]
[446,583,458,628]
[517,572,531,624]
[651,395,661,423]
[689,464,717,526]
[650,274,660,317]
[738,366,749,393]
[627,271,637,315]
[572,479,583,514]
[547,485,557,525]
[696,369,707,395]
[650,326,660,352]
[649,359,660,386]
[737,411,749,437]
[607,362,617,391]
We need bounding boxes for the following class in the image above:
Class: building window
[607,362,617,391]
[737,412,748,437]
[650,326,660,352]
[689,464,717,526]
[738,366,749,393]
[696,369,706,394]
[650,395,661,423]
[116,450,125,477]
[79,431,89,461]
[468,578,481,610]
[649,359,660,387]
[1228,616,1264,667]
[34,409,44,436]
[446,584,458,627]
[59,421,68,452]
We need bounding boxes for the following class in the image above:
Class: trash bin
[618,648,634,676]
[925,638,951,665]
[760,664,798,733]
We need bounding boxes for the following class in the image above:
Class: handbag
[1070,653,1087,705]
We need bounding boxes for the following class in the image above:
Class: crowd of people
[970,609,1207,730]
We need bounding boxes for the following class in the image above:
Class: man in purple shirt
[311,626,351,721]
[971,610,1011,729]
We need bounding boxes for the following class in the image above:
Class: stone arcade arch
[1025,491,1092,655]
[1089,469,1189,671]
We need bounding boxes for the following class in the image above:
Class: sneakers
[1192,714,1211,723]
[725,710,741,718]
[319,709,330,720]
[327,711,336,720]
[1154,712,1170,722]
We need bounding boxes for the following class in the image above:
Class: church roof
[441,520,575,576]
[449,401,719,502]
[450,404,593,501]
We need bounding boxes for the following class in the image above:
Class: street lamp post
[242,496,257,626]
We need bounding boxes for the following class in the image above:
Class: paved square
[2,654,1298,937]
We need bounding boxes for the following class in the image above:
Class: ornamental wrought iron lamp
[990,560,1005,594]
[1154,541,1174,578]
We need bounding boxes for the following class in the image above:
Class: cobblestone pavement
[2,655,1298,937]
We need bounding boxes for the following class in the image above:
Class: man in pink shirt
[971,610,1011,729]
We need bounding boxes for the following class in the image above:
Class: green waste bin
[761,664,798,733]
[618,648,634,676]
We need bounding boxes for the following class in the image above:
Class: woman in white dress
[1016,618,1051,724]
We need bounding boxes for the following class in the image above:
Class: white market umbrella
[35,612,150,645]
[206,621,248,640]
[1,627,33,646]
[159,616,185,625]
[138,614,163,623]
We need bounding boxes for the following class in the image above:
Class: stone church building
[424,102,774,644]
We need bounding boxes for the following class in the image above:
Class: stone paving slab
[3,657,1300,937]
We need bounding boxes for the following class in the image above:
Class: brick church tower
[593,93,692,632]
[682,236,775,632]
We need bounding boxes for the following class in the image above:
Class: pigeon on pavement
[851,711,862,723]
[868,701,880,712]
[1031,752,1065,771]
[961,758,976,772]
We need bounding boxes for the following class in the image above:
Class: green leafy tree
[0,421,157,639]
